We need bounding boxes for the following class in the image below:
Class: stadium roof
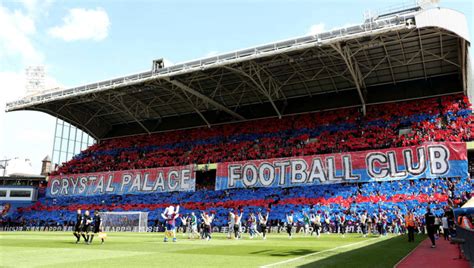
[6,6,471,140]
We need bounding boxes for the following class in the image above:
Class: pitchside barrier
[1,224,404,234]
[456,226,474,265]
[216,225,400,234]
[0,226,163,232]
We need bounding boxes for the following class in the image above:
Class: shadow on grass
[269,249,316,257]
[298,235,425,268]
[250,249,273,255]
[250,248,316,257]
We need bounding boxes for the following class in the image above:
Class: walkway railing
[456,225,474,265]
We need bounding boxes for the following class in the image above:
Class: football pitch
[0,232,424,267]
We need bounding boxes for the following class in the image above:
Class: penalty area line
[260,237,387,268]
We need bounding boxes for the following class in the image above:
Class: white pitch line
[260,237,388,268]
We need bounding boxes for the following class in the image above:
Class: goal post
[99,211,148,232]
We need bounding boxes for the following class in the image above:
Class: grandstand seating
[4,94,472,231]
[51,94,473,175]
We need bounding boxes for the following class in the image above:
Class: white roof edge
[415,7,470,43]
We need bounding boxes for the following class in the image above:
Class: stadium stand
[51,94,473,175]
[1,6,472,248]
[1,3,472,267]
[3,93,471,232]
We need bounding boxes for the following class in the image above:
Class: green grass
[0,232,424,268]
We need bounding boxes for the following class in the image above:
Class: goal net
[99,211,148,232]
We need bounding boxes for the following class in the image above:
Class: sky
[0,0,473,174]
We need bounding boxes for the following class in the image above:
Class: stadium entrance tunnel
[196,169,216,191]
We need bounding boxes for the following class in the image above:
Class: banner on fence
[215,142,467,190]
[47,165,195,197]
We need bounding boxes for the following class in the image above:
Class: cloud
[0,71,27,159]
[307,23,326,35]
[0,108,56,174]
[48,8,110,42]
[0,2,59,173]
[0,4,43,64]
[19,0,54,18]
[0,71,27,104]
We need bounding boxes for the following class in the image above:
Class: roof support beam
[187,104,211,128]
[166,86,211,128]
[331,42,366,115]
[193,109,211,128]
[84,106,106,126]
[104,95,152,134]
[128,86,163,120]
[162,77,245,121]
[316,55,339,92]
[147,80,183,116]
[396,31,411,79]
[380,36,396,85]
[120,108,151,134]
[460,38,467,94]
[422,49,460,68]
[249,61,287,101]
[417,29,428,80]
[362,56,388,80]
[223,66,282,119]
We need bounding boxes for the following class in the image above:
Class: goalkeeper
[162,205,180,242]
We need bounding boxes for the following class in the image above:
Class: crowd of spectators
[51,94,473,175]
[5,177,471,232]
